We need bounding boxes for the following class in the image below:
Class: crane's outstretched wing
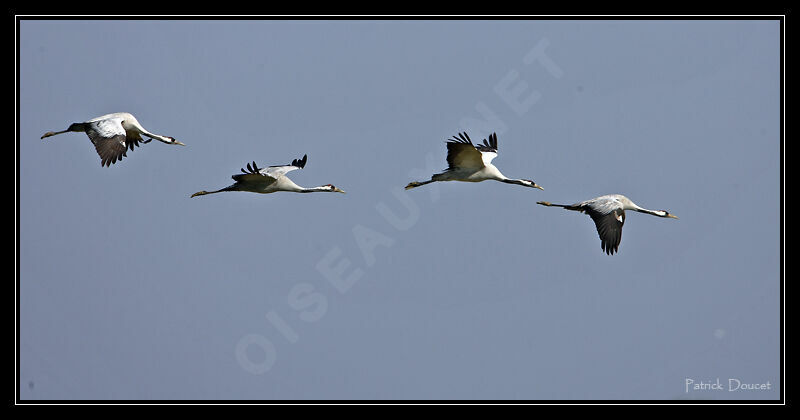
[476,132,498,165]
[475,132,498,153]
[84,117,142,167]
[231,155,307,186]
[263,154,307,178]
[232,161,277,185]
[539,195,627,255]
[585,206,626,255]
[445,132,486,170]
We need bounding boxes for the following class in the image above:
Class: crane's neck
[139,129,173,143]
[490,167,524,185]
[500,178,526,186]
[631,205,668,217]
[499,177,543,190]
[146,133,174,143]
[297,185,334,193]
[124,119,172,143]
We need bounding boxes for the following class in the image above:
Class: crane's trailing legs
[191,187,237,198]
[536,201,582,211]
[405,180,435,190]
[40,123,86,139]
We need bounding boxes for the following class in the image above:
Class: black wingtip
[448,131,475,145]
[292,154,307,169]
[243,161,261,174]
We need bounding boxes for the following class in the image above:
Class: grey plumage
[406,131,542,191]
[537,194,677,255]
[191,154,345,197]
[40,112,184,167]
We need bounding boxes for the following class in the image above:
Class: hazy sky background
[18,19,780,400]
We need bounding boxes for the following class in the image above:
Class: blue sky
[18,19,781,400]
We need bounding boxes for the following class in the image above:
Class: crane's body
[41,112,184,167]
[191,155,345,197]
[406,132,543,190]
[537,194,677,255]
[430,163,504,183]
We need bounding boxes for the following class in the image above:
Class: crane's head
[522,179,544,190]
[323,184,346,193]
[661,210,678,219]
[164,136,186,146]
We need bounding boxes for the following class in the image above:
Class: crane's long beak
[533,184,544,190]
[334,187,346,194]
[667,213,678,219]
[174,140,186,146]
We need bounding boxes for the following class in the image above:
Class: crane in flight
[537,194,678,255]
[191,154,345,197]
[41,112,184,167]
[405,132,543,191]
